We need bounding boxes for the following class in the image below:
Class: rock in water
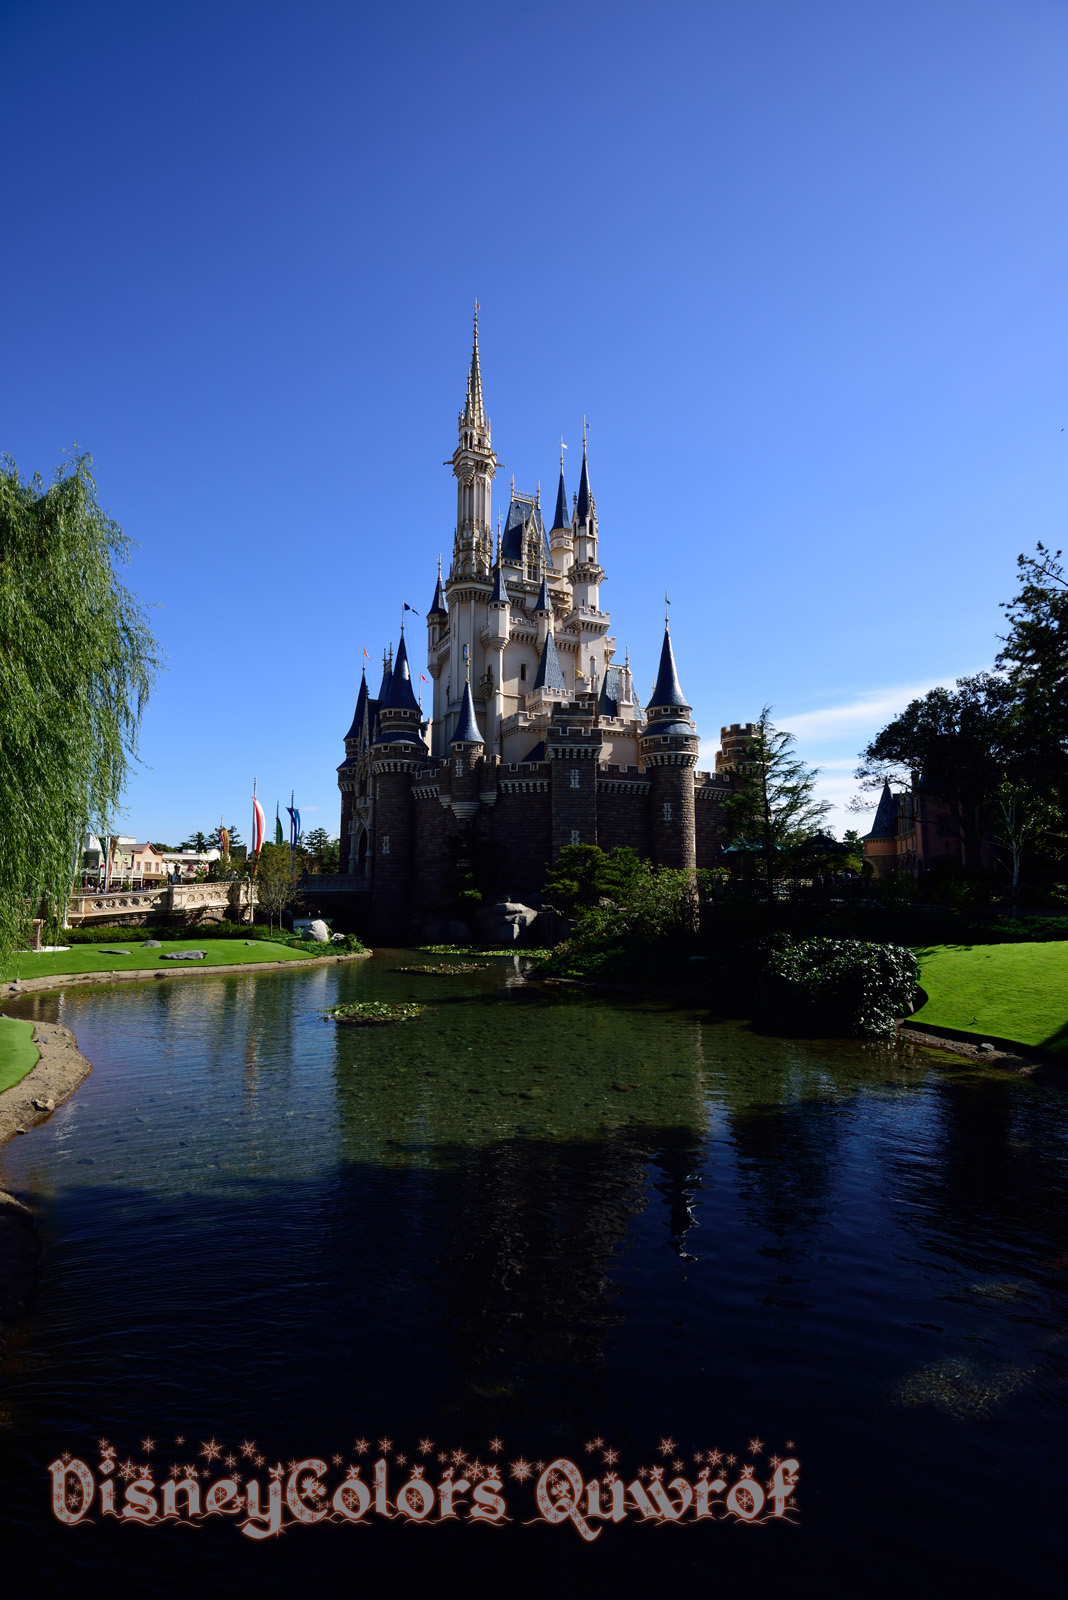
[305,920,330,943]
[162,950,207,961]
[475,901,538,946]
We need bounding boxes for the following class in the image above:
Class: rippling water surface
[1,952,1067,1596]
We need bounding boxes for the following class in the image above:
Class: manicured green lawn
[913,942,1068,1053]
[0,939,326,986]
[0,1015,39,1093]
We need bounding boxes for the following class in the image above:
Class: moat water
[1,951,1067,1596]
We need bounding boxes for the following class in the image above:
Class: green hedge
[724,935,920,1038]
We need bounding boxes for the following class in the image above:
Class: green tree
[0,453,158,956]
[303,827,340,873]
[543,844,643,916]
[178,831,210,852]
[722,707,830,900]
[254,842,301,932]
[996,543,1068,814]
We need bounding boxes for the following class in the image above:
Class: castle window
[455,757,463,775]
[570,829,580,846]
[520,663,527,682]
[380,835,391,855]
[570,770,580,789]
[662,802,673,821]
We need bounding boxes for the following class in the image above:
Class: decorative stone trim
[499,779,551,793]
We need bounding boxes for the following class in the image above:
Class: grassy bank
[912,942,1068,1053]
[0,938,329,985]
[0,1016,39,1093]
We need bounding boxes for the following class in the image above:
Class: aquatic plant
[325,1001,425,1025]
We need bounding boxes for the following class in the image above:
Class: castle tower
[486,550,510,754]
[639,624,699,870]
[570,429,604,613]
[369,632,428,941]
[449,671,485,822]
[447,311,497,582]
[548,446,573,574]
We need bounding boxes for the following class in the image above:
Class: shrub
[727,935,919,1038]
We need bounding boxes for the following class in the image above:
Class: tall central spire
[462,306,486,430]
[449,307,497,580]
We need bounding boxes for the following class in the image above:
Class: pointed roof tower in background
[382,632,420,712]
[649,625,688,710]
[343,668,368,743]
[533,630,567,693]
[451,676,484,745]
[551,449,569,532]
[428,558,448,618]
[462,307,486,431]
[575,430,592,523]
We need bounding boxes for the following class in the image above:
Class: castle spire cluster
[334,316,732,943]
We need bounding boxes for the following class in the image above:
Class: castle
[330,319,744,943]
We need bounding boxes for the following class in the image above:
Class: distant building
[862,779,993,878]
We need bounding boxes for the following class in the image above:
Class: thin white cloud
[777,679,958,742]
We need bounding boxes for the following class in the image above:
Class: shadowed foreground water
[1,951,1067,1597]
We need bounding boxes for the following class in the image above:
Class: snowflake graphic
[240,1440,256,1459]
[377,1438,392,1454]
[200,1438,222,1463]
[488,1437,503,1455]
[354,1438,369,1455]
[657,1437,676,1457]
[140,1437,156,1454]
[510,1458,532,1482]
[418,1438,434,1456]
[748,1437,764,1455]
[224,1454,238,1471]
[332,1454,343,1467]
[602,1448,618,1466]
[175,1435,185,1446]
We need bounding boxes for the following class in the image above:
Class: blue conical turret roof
[376,652,392,703]
[381,633,420,713]
[551,466,569,532]
[534,577,552,613]
[863,780,898,841]
[649,626,688,709]
[343,671,368,742]
[490,563,509,604]
[533,630,567,693]
[451,678,484,745]
[428,572,448,618]
[576,440,592,523]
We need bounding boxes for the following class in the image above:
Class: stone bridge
[67,880,256,927]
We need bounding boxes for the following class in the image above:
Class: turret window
[520,663,527,682]
[662,802,673,821]
[570,829,580,846]
[570,769,580,789]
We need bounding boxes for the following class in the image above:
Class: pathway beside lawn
[912,941,1068,1054]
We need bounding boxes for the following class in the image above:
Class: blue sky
[2,0,1066,843]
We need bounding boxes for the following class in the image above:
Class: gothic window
[570,829,580,846]
[570,769,580,789]
[662,802,673,821]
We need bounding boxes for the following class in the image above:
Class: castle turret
[447,311,497,581]
[549,446,573,574]
[487,547,510,753]
[570,430,604,612]
[533,576,553,651]
[639,624,699,870]
[449,673,485,821]
[369,633,427,941]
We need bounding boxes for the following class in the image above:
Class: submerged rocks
[475,901,538,946]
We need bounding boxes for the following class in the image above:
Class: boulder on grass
[304,920,330,944]
[162,950,206,961]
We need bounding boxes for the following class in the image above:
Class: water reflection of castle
[326,318,746,942]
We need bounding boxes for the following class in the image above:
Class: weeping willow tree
[0,453,159,956]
